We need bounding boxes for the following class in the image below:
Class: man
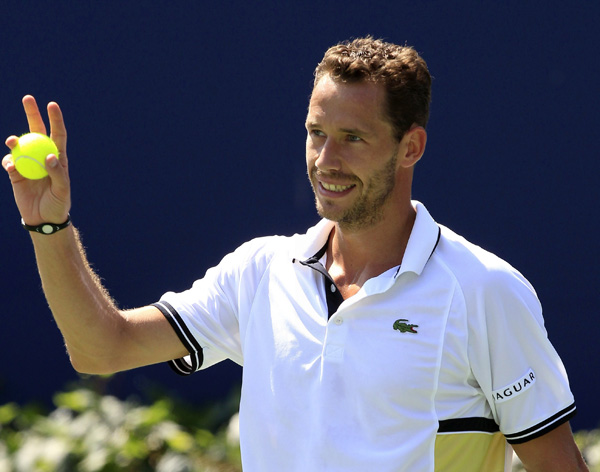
[3,37,587,471]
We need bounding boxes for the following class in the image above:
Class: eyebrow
[339,127,371,137]
[305,121,372,137]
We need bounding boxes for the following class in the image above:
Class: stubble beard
[310,152,398,232]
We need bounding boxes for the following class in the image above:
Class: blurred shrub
[0,386,241,472]
[2,386,598,471]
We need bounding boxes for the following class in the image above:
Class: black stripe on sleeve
[153,301,204,376]
[503,402,577,444]
[438,417,500,434]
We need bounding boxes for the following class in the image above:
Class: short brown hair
[313,37,432,141]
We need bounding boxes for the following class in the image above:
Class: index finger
[22,95,48,135]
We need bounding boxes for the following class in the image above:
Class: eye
[347,134,362,142]
[309,129,326,138]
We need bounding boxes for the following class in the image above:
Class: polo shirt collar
[294,218,335,261]
[293,200,440,276]
[397,201,441,276]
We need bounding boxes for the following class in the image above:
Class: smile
[321,182,355,192]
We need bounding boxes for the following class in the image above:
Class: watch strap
[22,215,71,235]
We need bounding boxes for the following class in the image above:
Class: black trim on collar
[394,225,442,278]
[298,239,344,319]
[296,225,442,317]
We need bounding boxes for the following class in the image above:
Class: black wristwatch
[22,215,71,235]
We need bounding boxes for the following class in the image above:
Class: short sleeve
[155,236,278,375]
[468,265,576,444]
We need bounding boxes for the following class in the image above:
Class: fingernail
[48,155,58,168]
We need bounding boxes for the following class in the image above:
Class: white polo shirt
[154,201,575,472]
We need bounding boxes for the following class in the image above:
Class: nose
[314,137,341,172]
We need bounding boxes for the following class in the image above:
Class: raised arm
[2,96,187,374]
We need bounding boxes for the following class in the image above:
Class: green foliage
[0,386,241,472]
[2,384,598,471]
[573,429,600,472]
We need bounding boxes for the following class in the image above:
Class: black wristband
[22,215,71,235]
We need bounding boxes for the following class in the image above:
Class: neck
[326,199,416,297]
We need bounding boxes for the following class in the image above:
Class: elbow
[68,350,121,376]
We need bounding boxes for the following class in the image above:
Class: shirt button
[335,317,343,325]
[330,284,337,292]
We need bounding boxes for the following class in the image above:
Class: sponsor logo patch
[493,369,536,404]
[393,319,418,334]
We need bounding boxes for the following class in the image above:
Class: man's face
[305,75,402,231]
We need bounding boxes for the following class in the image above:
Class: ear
[399,125,427,168]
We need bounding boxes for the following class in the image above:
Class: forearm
[30,224,126,373]
[6,96,185,374]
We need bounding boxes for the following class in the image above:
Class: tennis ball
[12,132,59,180]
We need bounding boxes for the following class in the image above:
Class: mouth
[310,167,358,197]
[317,180,357,199]
[320,182,356,192]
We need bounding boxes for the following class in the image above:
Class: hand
[2,95,71,226]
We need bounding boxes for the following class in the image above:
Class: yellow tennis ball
[12,132,59,180]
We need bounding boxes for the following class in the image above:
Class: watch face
[41,224,55,234]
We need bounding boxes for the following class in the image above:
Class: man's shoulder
[231,233,293,265]
[231,219,330,267]
[434,225,535,296]
[437,225,507,269]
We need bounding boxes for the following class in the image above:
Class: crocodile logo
[393,319,418,334]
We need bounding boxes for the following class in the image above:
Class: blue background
[1,1,598,432]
